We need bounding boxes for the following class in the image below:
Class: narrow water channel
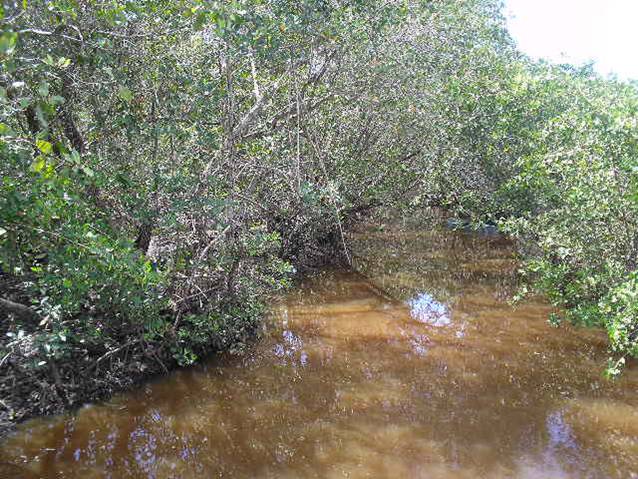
[1,224,637,478]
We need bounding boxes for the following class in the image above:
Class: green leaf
[35,105,48,127]
[0,32,17,56]
[0,227,7,236]
[194,12,207,31]
[58,57,71,69]
[65,149,81,164]
[31,156,46,172]
[118,86,133,102]
[36,139,53,154]
[37,82,49,97]
[0,123,15,137]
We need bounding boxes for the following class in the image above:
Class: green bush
[601,274,638,376]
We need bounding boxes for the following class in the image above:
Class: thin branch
[18,28,82,43]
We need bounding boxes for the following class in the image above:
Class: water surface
[1,225,637,478]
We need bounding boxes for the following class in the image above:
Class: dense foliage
[1,0,637,430]
[428,60,638,377]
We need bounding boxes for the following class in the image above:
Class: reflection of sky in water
[274,330,302,357]
[399,327,431,356]
[543,411,586,472]
[410,333,430,356]
[129,426,157,475]
[516,411,586,478]
[407,292,451,327]
[274,330,307,367]
[546,411,578,451]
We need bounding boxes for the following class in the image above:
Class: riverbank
[0,227,350,441]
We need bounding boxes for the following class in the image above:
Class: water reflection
[407,292,451,327]
[273,330,303,358]
[1,223,638,478]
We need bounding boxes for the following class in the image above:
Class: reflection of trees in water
[3,332,595,477]
[350,225,519,305]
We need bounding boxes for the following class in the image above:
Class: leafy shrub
[601,274,638,376]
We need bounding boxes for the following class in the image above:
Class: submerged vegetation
[1,0,637,429]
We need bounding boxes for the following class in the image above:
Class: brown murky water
[2,225,638,478]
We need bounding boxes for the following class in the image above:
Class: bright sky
[504,0,638,80]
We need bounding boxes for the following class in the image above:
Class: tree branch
[0,297,38,321]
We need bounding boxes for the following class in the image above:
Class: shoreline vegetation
[2,0,638,437]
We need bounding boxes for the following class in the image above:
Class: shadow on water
[1,224,638,478]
